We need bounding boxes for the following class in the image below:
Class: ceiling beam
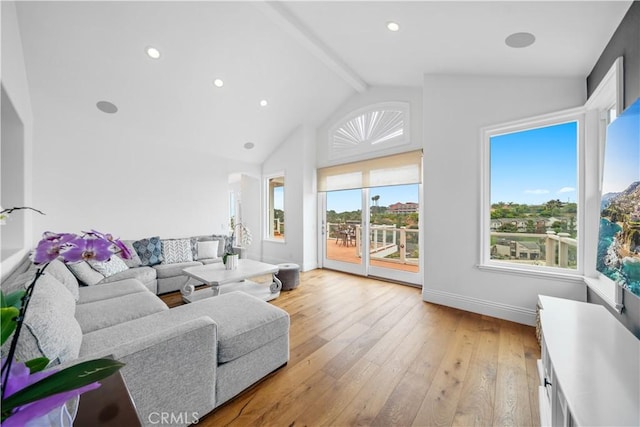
[254,1,368,93]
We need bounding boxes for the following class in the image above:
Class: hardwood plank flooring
[160,269,540,426]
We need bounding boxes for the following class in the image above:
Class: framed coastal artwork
[597,97,640,299]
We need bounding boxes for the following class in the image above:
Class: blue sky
[601,99,639,195]
[491,121,578,205]
[327,184,419,213]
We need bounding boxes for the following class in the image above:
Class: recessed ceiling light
[387,21,400,32]
[146,46,161,59]
[244,142,255,150]
[96,101,118,114]
[213,79,224,88]
[260,99,268,107]
[505,32,536,48]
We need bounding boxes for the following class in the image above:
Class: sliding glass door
[320,184,421,285]
[318,150,423,285]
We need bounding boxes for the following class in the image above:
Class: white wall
[0,1,35,279]
[422,74,588,325]
[316,86,423,167]
[262,125,317,271]
[27,91,260,240]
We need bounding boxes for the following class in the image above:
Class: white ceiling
[13,1,632,164]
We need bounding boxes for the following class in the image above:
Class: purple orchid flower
[32,233,77,265]
[85,230,132,260]
[1,359,100,427]
[61,236,114,263]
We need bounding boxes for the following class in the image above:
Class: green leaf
[4,290,25,309]
[1,307,19,345]
[25,357,50,374]
[2,358,125,413]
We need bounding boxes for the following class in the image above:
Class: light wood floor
[160,269,541,427]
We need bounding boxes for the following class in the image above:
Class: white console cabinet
[537,295,639,426]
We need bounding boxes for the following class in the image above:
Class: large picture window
[481,109,583,274]
[266,174,285,240]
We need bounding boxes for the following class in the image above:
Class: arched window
[329,102,410,159]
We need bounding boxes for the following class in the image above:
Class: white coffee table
[181,259,282,303]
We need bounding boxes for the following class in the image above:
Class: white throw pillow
[197,240,219,260]
[88,256,129,278]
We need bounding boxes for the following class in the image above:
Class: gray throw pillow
[119,240,143,268]
[43,259,80,301]
[67,261,105,286]
[3,274,82,365]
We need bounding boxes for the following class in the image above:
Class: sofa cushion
[153,261,201,279]
[79,291,289,364]
[77,279,149,304]
[68,261,105,286]
[75,292,168,334]
[132,236,163,266]
[5,274,82,365]
[88,255,129,278]
[98,266,157,285]
[119,240,143,268]
[197,241,219,260]
[196,292,289,363]
[43,259,79,301]
[161,239,193,264]
[171,292,289,363]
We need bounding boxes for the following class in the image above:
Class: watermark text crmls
[148,412,199,425]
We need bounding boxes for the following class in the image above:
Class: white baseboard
[422,288,536,326]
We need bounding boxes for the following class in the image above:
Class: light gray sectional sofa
[1,256,290,426]
[67,234,236,295]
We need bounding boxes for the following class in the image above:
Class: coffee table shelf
[181,259,281,303]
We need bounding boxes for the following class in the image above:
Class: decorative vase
[225,254,239,270]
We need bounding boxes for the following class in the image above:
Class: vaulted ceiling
[14,1,632,163]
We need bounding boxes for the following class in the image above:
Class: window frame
[328,101,410,160]
[479,106,586,280]
[264,172,285,243]
[583,56,624,312]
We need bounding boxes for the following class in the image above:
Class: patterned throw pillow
[161,239,193,264]
[88,255,129,278]
[132,236,164,266]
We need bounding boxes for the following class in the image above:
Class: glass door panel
[323,189,365,275]
[368,184,421,284]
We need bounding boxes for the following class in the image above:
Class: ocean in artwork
[597,215,640,297]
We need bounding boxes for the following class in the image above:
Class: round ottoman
[276,263,300,291]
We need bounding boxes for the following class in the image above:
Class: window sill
[476,263,584,283]
[584,275,623,313]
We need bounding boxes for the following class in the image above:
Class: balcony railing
[327,223,419,266]
[491,230,577,268]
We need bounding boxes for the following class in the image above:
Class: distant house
[511,241,540,260]
[387,202,419,214]
[491,239,540,260]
